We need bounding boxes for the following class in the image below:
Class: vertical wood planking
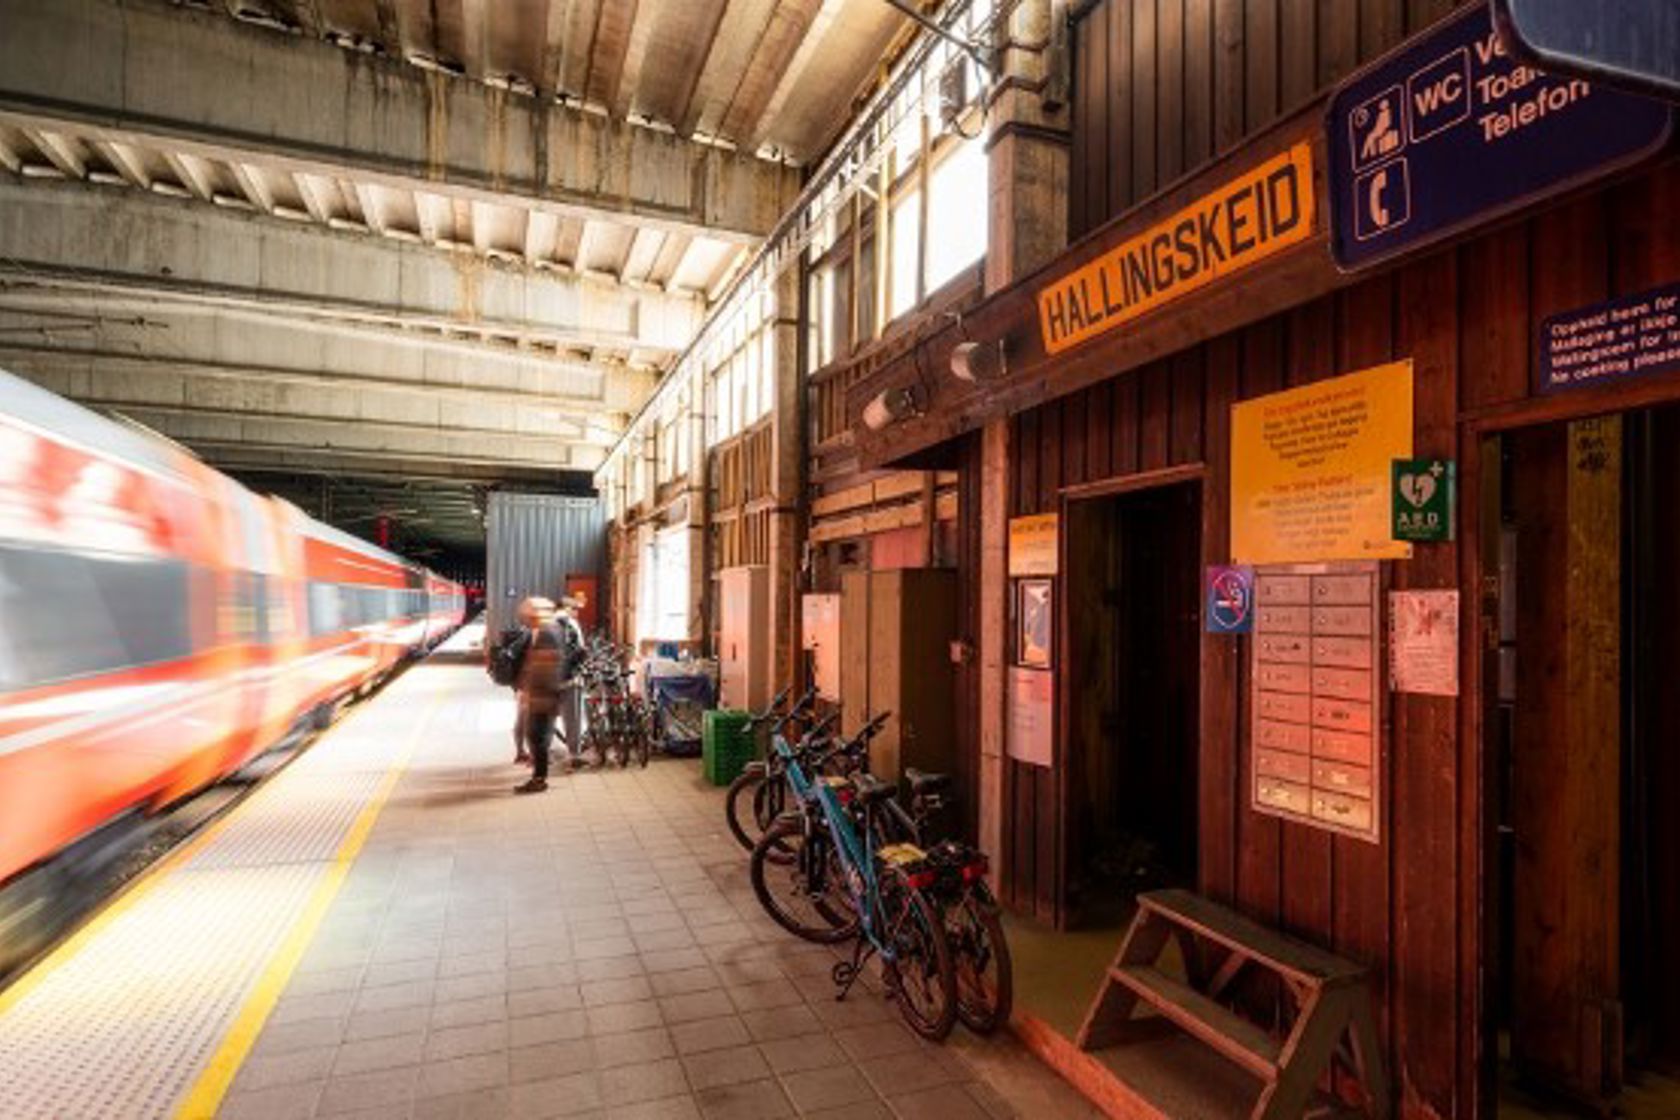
[1200,334,1241,904]
[1183,0,1214,169]
[1244,0,1279,133]
[1458,224,1532,410]
[1109,0,1134,216]
[1279,0,1316,112]
[1393,248,1463,1118]
[1114,373,1142,476]
[1406,0,1457,34]
[1063,394,1090,488]
[1170,349,1206,465]
[1140,364,1172,470]
[1333,274,1396,1053]
[1083,4,1111,237]
[1087,379,1115,480]
[1132,0,1159,199]
[1037,404,1064,925]
[1070,4,1093,236]
[1317,0,1359,85]
[1212,0,1245,153]
[1360,0,1404,61]
[1157,0,1186,185]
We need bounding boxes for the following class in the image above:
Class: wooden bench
[1077,889,1389,1120]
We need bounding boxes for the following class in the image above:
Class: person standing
[514,597,563,794]
[555,595,587,769]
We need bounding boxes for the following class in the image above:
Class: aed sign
[1036,143,1315,356]
[1392,458,1456,543]
[1327,4,1673,271]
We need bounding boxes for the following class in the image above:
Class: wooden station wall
[989,3,1680,1112]
[1069,0,1470,240]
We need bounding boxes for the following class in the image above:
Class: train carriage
[0,369,462,890]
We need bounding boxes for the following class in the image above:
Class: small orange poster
[1231,361,1415,565]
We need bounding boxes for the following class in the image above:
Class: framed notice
[1231,361,1415,565]
[1008,513,1059,576]
[1016,578,1053,668]
[1249,562,1383,843]
[1006,667,1053,767]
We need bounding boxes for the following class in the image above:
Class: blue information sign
[1327,4,1673,271]
[1538,281,1680,394]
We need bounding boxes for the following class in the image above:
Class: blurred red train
[0,369,466,892]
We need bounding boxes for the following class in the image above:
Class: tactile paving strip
[0,645,462,1120]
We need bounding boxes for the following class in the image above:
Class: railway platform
[0,626,1094,1120]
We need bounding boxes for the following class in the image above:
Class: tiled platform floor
[218,643,1099,1120]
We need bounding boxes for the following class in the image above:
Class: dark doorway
[1063,480,1202,927]
[1486,405,1680,1117]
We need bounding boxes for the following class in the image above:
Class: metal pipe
[882,0,994,72]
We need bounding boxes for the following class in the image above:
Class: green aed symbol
[1392,458,1455,543]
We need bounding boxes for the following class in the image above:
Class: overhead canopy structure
[0,0,911,548]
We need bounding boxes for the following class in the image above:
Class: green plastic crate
[703,709,756,786]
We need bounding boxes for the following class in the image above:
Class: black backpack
[488,627,530,687]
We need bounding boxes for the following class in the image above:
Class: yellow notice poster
[1231,361,1414,564]
[1008,513,1059,576]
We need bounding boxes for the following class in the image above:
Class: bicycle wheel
[725,769,767,852]
[749,816,857,944]
[878,868,958,1041]
[950,885,1013,1034]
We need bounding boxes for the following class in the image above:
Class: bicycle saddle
[903,768,950,796]
[850,773,898,806]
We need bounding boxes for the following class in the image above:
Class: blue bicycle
[749,734,958,1040]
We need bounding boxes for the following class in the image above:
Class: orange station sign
[1036,143,1316,356]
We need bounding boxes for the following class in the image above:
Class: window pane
[926,138,989,292]
[889,189,921,320]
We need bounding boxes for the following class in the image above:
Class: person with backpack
[513,596,565,794]
[488,622,533,762]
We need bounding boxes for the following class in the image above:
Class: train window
[0,544,192,691]
[308,582,341,636]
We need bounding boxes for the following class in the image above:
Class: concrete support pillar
[770,268,806,691]
[977,0,1069,876]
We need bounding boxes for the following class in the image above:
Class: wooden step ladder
[1077,889,1389,1120]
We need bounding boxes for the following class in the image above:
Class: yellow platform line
[0,683,394,1022]
[174,683,450,1120]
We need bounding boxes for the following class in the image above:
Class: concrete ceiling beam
[0,177,704,357]
[0,292,660,413]
[0,0,798,243]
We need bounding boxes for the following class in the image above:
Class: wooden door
[1507,417,1623,1104]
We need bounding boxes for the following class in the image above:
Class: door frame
[1054,463,1206,928]
[1462,370,1680,1116]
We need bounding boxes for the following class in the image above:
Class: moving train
[0,368,466,900]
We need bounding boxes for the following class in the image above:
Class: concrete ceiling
[207,0,912,164]
[0,0,911,551]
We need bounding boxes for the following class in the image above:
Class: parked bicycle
[870,767,1013,1034]
[577,637,652,768]
[725,685,820,852]
[749,736,958,1040]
